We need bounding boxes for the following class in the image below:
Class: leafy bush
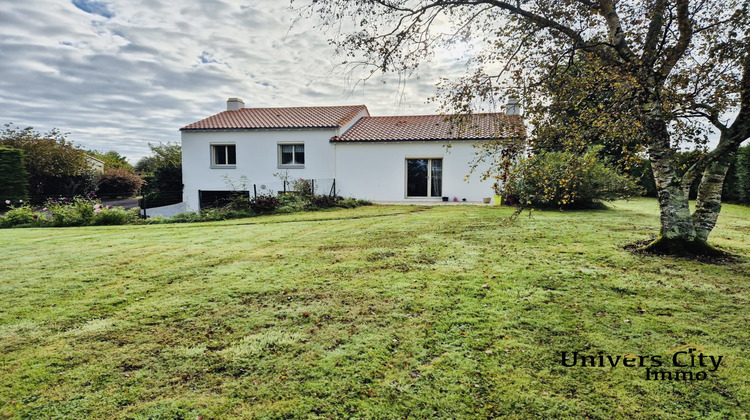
[226,193,252,211]
[504,149,643,208]
[0,148,28,209]
[138,143,182,208]
[97,168,145,198]
[1,124,93,202]
[86,150,133,171]
[308,195,339,208]
[249,194,280,213]
[141,163,183,208]
[2,196,141,228]
[0,201,43,228]
[91,206,139,225]
[291,178,313,196]
[276,193,308,213]
[47,197,96,227]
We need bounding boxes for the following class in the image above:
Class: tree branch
[468,1,588,49]
[659,0,693,79]
[642,0,669,68]
[692,104,729,131]
[728,43,750,138]
[597,0,637,63]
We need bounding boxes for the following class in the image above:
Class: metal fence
[249,178,336,197]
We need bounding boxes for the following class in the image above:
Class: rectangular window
[407,158,442,197]
[279,144,304,166]
[212,144,236,167]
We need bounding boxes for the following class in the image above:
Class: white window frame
[211,144,236,168]
[405,157,443,199]
[278,142,305,168]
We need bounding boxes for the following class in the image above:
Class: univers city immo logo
[560,343,724,381]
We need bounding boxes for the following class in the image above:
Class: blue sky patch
[199,51,219,64]
[72,0,113,19]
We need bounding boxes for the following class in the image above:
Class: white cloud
[0,0,473,162]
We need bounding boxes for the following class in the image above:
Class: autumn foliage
[96,168,146,199]
[0,124,92,201]
[504,149,642,208]
[299,0,749,255]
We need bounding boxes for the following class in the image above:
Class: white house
[84,154,105,174]
[179,98,525,210]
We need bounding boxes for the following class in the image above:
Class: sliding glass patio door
[406,158,442,197]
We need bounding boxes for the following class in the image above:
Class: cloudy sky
[1,0,469,162]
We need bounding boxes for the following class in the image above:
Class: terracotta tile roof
[181,105,369,131]
[331,114,525,142]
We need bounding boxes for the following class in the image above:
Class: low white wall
[334,141,497,202]
[142,202,188,218]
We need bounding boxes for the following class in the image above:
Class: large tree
[297,0,749,256]
[136,142,183,208]
[0,124,93,201]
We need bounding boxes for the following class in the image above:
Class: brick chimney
[227,98,245,111]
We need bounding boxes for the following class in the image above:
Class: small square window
[279,144,304,166]
[212,144,236,167]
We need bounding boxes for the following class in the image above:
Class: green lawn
[1,198,748,419]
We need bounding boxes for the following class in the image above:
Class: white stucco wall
[181,128,338,210]
[333,141,497,202]
[182,128,499,209]
[142,202,187,218]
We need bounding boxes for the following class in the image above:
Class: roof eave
[180,126,341,132]
[330,136,525,143]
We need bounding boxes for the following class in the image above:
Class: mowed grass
[0,199,748,419]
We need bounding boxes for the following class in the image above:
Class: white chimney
[227,98,245,111]
[506,97,521,116]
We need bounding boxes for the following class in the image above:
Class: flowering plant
[291,178,313,196]
[0,199,45,228]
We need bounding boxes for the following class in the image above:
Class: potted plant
[492,184,503,206]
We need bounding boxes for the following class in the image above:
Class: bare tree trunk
[685,49,749,245]
[692,146,737,241]
[641,118,724,255]
[646,122,695,235]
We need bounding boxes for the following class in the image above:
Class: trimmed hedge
[97,168,145,198]
[0,147,28,209]
[723,145,750,204]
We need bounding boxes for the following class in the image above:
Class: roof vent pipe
[227,98,245,111]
